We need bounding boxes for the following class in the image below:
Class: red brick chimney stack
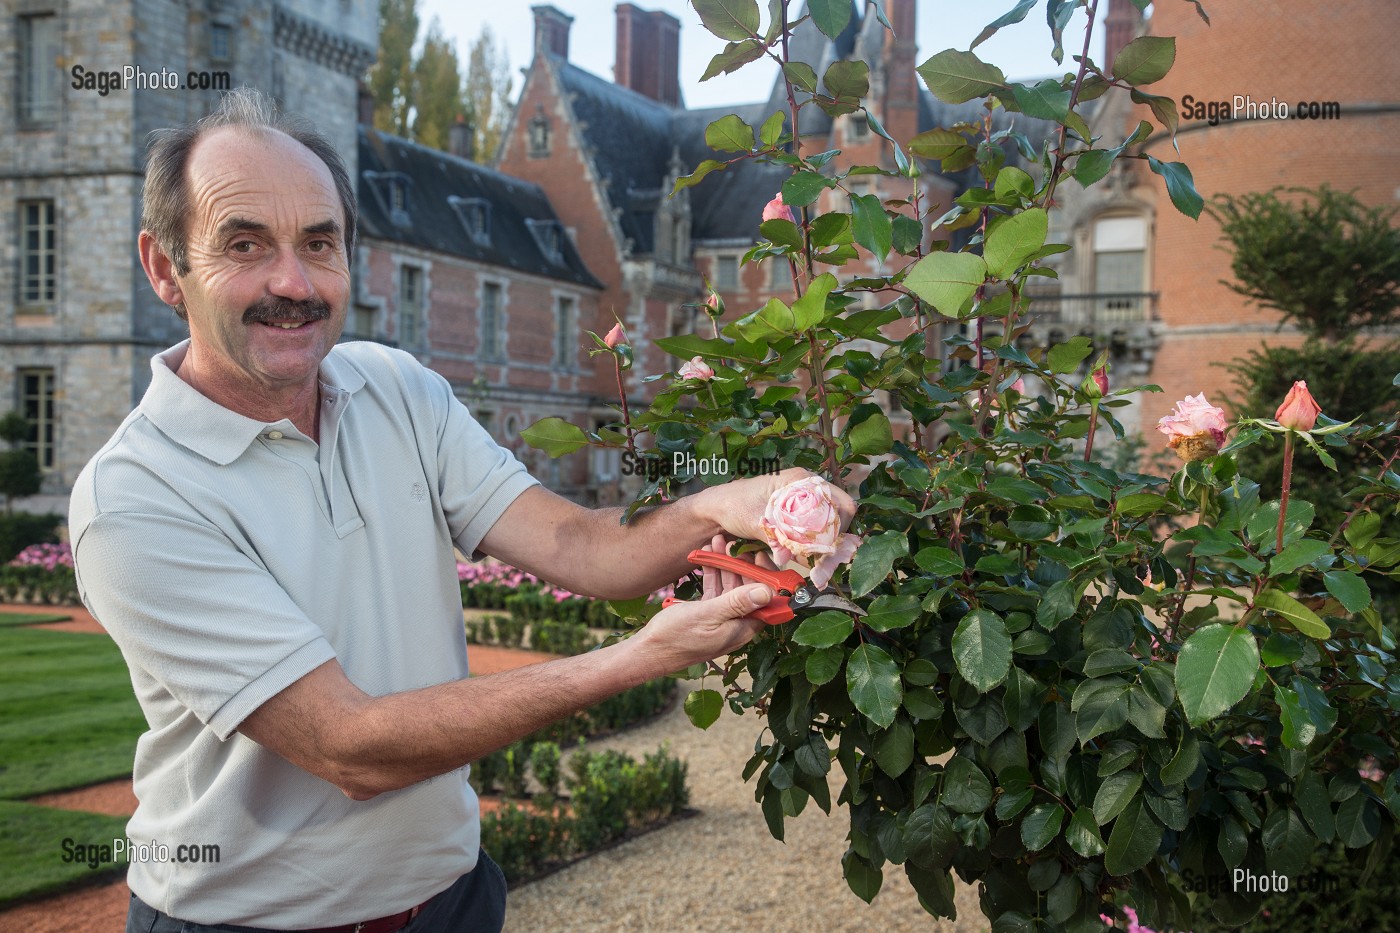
[881,0,918,143]
[1103,0,1140,70]
[532,5,574,61]
[615,4,683,107]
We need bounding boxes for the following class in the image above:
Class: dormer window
[364,171,412,228]
[449,196,491,247]
[528,107,552,159]
[526,218,565,266]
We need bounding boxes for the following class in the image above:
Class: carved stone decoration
[273,5,375,78]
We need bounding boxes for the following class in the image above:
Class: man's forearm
[558,495,723,598]
[327,638,665,799]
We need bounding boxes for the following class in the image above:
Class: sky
[415,1,1110,111]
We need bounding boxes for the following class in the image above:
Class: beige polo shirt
[68,340,538,926]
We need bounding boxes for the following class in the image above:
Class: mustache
[242,296,333,325]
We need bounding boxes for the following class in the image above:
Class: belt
[302,903,424,933]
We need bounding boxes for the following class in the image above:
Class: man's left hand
[696,467,856,545]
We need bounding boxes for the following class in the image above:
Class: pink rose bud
[1093,367,1109,396]
[677,356,714,381]
[759,476,861,590]
[604,322,626,348]
[1156,392,1229,461]
[704,291,724,318]
[1275,380,1321,432]
[762,191,796,225]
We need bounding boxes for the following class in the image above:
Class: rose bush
[526,2,1400,929]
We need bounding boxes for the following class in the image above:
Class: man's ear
[138,231,184,308]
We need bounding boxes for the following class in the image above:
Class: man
[69,88,853,932]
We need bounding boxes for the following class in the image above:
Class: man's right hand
[626,534,773,676]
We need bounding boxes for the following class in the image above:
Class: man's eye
[230,241,256,254]
[307,240,331,253]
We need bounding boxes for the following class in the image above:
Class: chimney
[1104,0,1141,71]
[356,81,374,126]
[880,0,918,143]
[448,114,474,161]
[615,4,682,107]
[532,5,573,60]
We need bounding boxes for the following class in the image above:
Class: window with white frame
[19,200,57,307]
[715,254,739,290]
[398,264,423,347]
[19,14,61,126]
[1093,216,1147,323]
[209,21,232,62]
[19,367,55,471]
[480,281,504,360]
[554,295,575,368]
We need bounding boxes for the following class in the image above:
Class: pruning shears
[661,548,866,626]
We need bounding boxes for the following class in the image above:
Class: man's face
[176,126,350,398]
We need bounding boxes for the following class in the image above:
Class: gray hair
[142,87,357,318]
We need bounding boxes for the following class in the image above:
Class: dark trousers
[125,850,507,933]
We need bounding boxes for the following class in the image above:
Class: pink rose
[1156,393,1228,461]
[761,191,796,225]
[759,476,861,590]
[677,356,714,381]
[1093,367,1109,396]
[1275,380,1321,431]
[704,290,724,318]
[604,322,626,348]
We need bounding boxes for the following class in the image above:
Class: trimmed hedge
[480,744,690,884]
[0,514,61,567]
[0,564,77,605]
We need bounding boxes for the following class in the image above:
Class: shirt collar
[140,341,366,466]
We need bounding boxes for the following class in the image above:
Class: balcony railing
[1020,291,1159,331]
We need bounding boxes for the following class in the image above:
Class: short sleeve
[71,510,337,740]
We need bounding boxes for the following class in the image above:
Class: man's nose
[267,248,316,301]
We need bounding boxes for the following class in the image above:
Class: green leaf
[692,0,761,41]
[1175,624,1260,725]
[809,0,853,39]
[1323,571,1371,613]
[1262,808,1314,878]
[684,688,723,729]
[1010,79,1071,121]
[1021,803,1065,852]
[1336,795,1380,848]
[847,643,903,728]
[672,159,725,195]
[971,0,1038,49]
[983,208,1048,279]
[1146,155,1203,220]
[793,610,854,648]
[1296,770,1335,842]
[823,60,869,100]
[1260,633,1303,667]
[1066,808,1106,857]
[805,645,844,685]
[1271,539,1332,575]
[1075,681,1131,744]
[842,849,883,903]
[782,170,832,207]
[941,755,993,814]
[700,38,766,81]
[863,594,919,632]
[1072,149,1117,187]
[874,718,915,777]
[704,114,754,153]
[909,128,971,162]
[1094,770,1143,826]
[1047,335,1094,373]
[915,546,965,576]
[1037,578,1079,629]
[916,49,1007,104]
[1160,733,1200,786]
[1254,589,1330,639]
[1275,685,1318,750]
[905,803,960,870]
[904,252,987,318]
[851,192,893,262]
[520,417,590,457]
[1111,36,1176,85]
[951,609,1012,692]
[758,110,786,147]
[891,215,923,255]
[1104,797,1163,876]
[1291,676,1337,735]
[848,530,909,598]
[1039,702,1076,761]
[1344,511,1381,549]
[1131,89,1180,138]
[782,61,818,93]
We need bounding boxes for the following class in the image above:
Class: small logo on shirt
[410,482,428,502]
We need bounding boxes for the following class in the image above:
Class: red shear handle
[660,548,803,625]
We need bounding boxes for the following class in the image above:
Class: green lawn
[0,628,144,799]
[0,801,130,907]
[0,611,70,629]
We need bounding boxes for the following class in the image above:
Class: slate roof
[357,126,602,289]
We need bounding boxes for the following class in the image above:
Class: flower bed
[0,544,78,605]
[457,560,673,629]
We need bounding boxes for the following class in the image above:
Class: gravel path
[504,676,987,933]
